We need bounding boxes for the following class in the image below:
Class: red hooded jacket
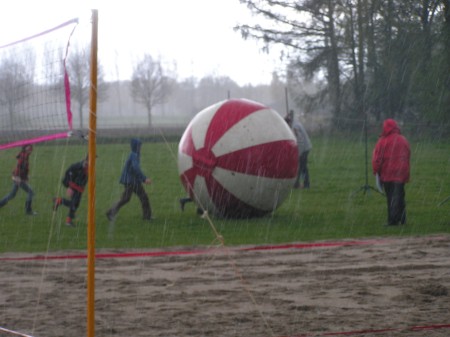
[372,119,410,183]
[12,146,32,181]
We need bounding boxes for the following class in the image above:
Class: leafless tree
[130,54,173,127]
[66,46,108,129]
[0,54,34,131]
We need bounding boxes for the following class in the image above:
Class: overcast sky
[0,0,284,86]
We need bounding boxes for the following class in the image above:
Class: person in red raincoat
[372,119,410,226]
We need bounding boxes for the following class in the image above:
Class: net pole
[87,9,98,337]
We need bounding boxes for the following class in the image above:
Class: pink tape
[0,132,71,151]
[1,19,78,150]
[62,22,78,130]
[0,18,78,49]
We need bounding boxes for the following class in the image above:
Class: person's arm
[372,141,383,175]
[130,153,147,182]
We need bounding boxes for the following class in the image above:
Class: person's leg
[134,183,152,220]
[21,182,36,214]
[179,197,192,211]
[0,183,19,208]
[391,183,406,224]
[400,184,406,225]
[106,185,133,220]
[54,188,72,211]
[294,155,302,188]
[383,182,397,225]
[302,151,310,188]
[68,191,82,219]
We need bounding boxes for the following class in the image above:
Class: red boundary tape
[285,323,450,336]
[1,237,449,336]
[0,239,384,261]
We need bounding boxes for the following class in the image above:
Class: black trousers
[294,151,310,188]
[383,182,406,225]
[108,183,151,219]
[62,190,83,220]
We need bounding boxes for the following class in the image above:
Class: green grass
[0,136,449,253]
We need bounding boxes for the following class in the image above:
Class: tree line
[2,1,449,134]
[0,46,287,131]
[236,0,450,127]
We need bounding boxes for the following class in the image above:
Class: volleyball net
[0,18,78,150]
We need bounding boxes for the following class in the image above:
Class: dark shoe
[26,210,38,216]
[106,211,115,222]
[65,217,75,227]
[179,198,186,211]
[401,214,406,225]
[53,197,62,211]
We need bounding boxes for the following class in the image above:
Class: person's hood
[382,119,401,137]
[130,138,142,153]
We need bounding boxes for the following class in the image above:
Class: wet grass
[0,135,449,253]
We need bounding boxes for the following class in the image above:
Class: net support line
[0,327,35,337]
[0,132,71,151]
[87,9,98,337]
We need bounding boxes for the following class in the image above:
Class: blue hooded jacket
[119,138,147,185]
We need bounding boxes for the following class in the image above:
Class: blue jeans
[0,180,34,212]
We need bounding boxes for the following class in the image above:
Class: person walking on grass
[53,156,88,227]
[0,144,37,215]
[106,138,153,222]
[372,119,410,226]
[285,110,312,189]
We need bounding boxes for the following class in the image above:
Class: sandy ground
[0,234,449,337]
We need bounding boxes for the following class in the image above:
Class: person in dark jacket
[106,138,152,221]
[0,144,37,215]
[285,111,312,189]
[53,157,88,227]
[372,119,411,226]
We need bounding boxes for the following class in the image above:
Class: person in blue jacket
[106,138,153,221]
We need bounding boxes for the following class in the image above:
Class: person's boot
[52,197,62,211]
[179,198,187,211]
[400,211,407,225]
[65,217,75,227]
[106,210,115,222]
[25,200,37,215]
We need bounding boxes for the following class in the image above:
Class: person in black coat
[53,157,88,227]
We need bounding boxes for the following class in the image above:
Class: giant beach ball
[178,99,298,218]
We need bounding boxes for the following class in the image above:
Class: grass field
[0,134,449,253]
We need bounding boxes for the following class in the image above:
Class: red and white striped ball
[178,99,298,218]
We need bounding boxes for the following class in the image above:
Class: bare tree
[0,54,34,130]
[236,0,343,120]
[66,46,108,129]
[130,54,173,127]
